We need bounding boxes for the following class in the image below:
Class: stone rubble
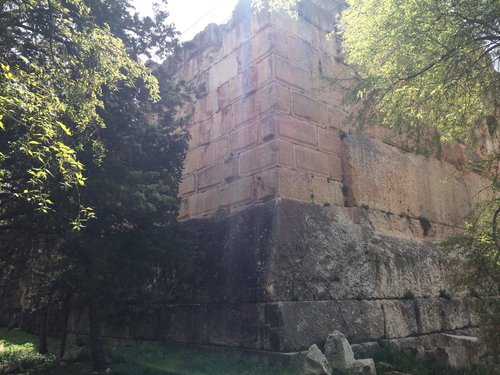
[348,358,376,375]
[324,330,356,371]
[303,344,332,375]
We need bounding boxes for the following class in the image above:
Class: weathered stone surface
[324,330,356,371]
[174,199,464,302]
[239,141,278,176]
[278,169,312,202]
[151,199,480,351]
[179,174,196,196]
[198,163,223,190]
[351,342,381,359]
[205,137,228,165]
[318,128,342,155]
[270,113,319,147]
[278,301,347,351]
[381,300,418,339]
[229,121,259,152]
[415,298,471,334]
[343,133,489,226]
[220,177,254,207]
[254,169,278,201]
[348,358,376,375]
[312,177,344,207]
[303,345,332,375]
[275,56,313,91]
[291,91,327,125]
[295,145,330,176]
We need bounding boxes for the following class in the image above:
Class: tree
[60,59,189,369]
[0,0,190,370]
[0,0,160,226]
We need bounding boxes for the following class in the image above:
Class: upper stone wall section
[177,0,489,234]
[178,0,350,219]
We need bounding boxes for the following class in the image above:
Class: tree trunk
[38,307,48,354]
[88,299,106,370]
[59,304,70,358]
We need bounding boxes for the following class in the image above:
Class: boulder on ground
[303,344,332,375]
[348,358,376,375]
[324,330,356,371]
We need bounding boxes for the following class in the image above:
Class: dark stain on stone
[419,217,432,236]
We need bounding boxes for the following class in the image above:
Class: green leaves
[340,0,499,144]
[0,0,162,227]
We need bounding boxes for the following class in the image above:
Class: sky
[131,0,240,41]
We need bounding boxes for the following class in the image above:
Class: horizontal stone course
[89,298,477,352]
[198,163,223,190]
[343,133,489,226]
[275,56,313,92]
[291,91,327,124]
[239,141,279,177]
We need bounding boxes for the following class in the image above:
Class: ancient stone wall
[177,0,488,237]
[178,0,348,219]
[159,0,491,364]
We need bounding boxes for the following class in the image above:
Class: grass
[0,328,57,373]
[112,344,298,375]
[374,349,496,375]
[0,328,298,375]
[1,327,496,375]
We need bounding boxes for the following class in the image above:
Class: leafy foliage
[340,0,499,145]
[0,0,160,224]
[0,0,190,370]
[443,200,500,356]
[0,329,57,371]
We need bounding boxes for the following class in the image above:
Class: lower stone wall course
[239,141,279,176]
[28,200,479,356]
[381,300,418,339]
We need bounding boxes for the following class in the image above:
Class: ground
[0,328,496,375]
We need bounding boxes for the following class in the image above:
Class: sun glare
[132,0,240,41]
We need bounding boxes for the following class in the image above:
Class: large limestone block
[381,300,418,338]
[324,331,356,371]
[278,301,347,351]
[344,133,488,227]
[416,298,472,334]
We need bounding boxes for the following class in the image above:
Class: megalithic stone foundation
[165,0,491,362]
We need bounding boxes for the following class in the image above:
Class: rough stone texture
[126,200,481,354]
[343,133,489,227]
[324,331,356,371]
[348,359,376,375]
[177,0,356,218]
[303,345,332,375]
